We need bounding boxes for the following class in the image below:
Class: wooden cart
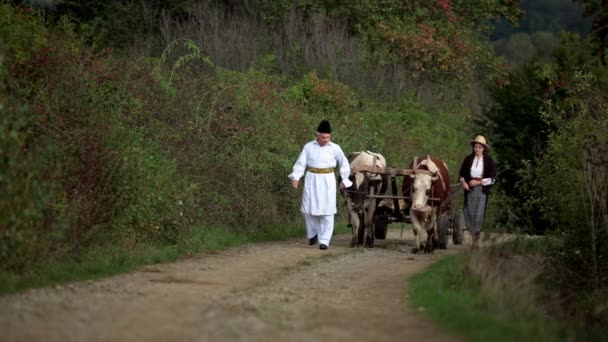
[348,165,466,248]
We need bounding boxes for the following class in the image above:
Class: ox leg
[365,223,374,248]
[350,214,362,248]
[346,198,361,247]
[429,210,438,253]
[350,212,361,248]
[357,212,366,246]
[411,214,422,254]
[365,193,377,248]
[412,228,421,254]
[430,210,440,251]
[425,228,434,253]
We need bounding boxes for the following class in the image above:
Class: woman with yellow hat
[458,134,497,248]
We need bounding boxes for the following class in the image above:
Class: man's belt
[306,167,335,174]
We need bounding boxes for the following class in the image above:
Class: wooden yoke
[350,165,434,177]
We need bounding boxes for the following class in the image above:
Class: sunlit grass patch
[408,255,569,342]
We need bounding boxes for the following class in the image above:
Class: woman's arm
[459,155,471,190]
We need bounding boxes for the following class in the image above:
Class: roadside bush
[286,71,357,118]
[105,124,182,242]
[0,4,77,270]
[530,62,608,329]
[0,94,59,271]
[0,4,185,269]
[483,188,521,233]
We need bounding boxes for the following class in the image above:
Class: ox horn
[410,156,418,178]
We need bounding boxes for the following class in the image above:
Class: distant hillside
[491,0,591,67]
[492,0,591,39]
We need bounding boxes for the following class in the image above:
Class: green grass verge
[408,255,570,342]
[0,222,349,295]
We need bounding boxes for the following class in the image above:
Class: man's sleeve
[288,145,307,181]
[337,148,352,188]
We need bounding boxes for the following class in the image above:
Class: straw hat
[470,135,490,150]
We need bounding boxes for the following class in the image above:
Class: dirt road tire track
[1,229,466,342]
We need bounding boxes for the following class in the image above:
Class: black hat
[317,120,331,134]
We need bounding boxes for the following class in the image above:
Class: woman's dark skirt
[465,186,487,233]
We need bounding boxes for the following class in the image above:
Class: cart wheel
[437,214,449,249]
[374,217,388,239]
[452,209,465,245]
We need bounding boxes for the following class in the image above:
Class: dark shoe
[308,235,318,246]
[319,244,328,250]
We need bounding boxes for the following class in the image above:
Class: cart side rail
[350,166,434,177]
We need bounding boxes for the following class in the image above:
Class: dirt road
[0,229,467,342]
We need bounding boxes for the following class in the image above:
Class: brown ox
[343,151,387,248]
[402,155,450,253]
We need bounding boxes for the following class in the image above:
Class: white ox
[406,155,450,253]
[343,151,387,248]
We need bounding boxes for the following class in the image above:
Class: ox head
[345,151,386,212]
[410,156,439,213]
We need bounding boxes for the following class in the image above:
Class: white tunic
[289,140,353,215]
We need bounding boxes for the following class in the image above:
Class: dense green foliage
[575,0,608,63]
[258,0,521,81]
[480,60,550,233]
[527,38,608,327]
[485,30,608,330]
[20,0,523,102]
[0,2,474,275]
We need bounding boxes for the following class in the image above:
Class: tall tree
[575,0,608,63]
[484,60,549,195]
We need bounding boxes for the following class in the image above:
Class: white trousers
[303,213,334,246]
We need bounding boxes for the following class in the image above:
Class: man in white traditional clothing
[289,120,352,250]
